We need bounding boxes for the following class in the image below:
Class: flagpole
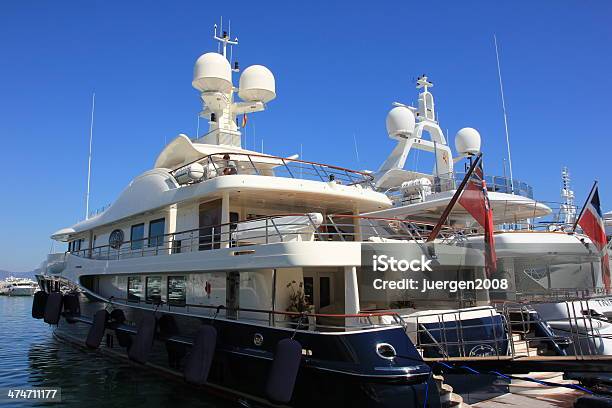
[427,152,482,242]
[572,180,598,232]
[85,92,95,220]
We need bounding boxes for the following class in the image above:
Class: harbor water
[0,296,231,407]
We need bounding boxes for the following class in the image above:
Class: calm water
[0,296,232,408]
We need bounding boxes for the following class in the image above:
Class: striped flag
[577,184,610,289]
[241,113,248,128]
[458,162,497,277]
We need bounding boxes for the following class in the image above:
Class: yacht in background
[360,77,612,359]
[365,76,607,300]
[1,276,38,296]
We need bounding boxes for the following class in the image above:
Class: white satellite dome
[192,52,232,93]
[238,65,276,103]
[386,106,415,137]
[455,127,481,155]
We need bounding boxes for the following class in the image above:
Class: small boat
[1,276,38,296]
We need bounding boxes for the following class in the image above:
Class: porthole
[109,229,124,249]
[376,343,397,360]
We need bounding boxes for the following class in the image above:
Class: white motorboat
[1,276,38,296]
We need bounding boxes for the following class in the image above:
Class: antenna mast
[494,34,515,194]
[85,92,95,220]
[213,18,238,59]
[560,166,576,225]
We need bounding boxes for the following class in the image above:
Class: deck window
[148,218,165,247]
[146,276,162,303]
[130,223,145,250]
[319,276,331,308]
[167,276,186,306]
[127,276,142,302]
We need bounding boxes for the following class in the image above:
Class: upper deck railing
[68,214,470,261]
[173,152,375,187]
[386,172,535,207]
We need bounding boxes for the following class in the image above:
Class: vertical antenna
[353,132,360,165]
[494,34,515,194]
[213,16,238,59]
[218,17,223,53]
[85,92,95,220]
[196,114,200,138]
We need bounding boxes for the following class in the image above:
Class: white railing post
[221,191,230,248]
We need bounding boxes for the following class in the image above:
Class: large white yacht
[366,76,608,299]
[363,77,612,359]
[34,26,504,407]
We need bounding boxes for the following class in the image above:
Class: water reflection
[0,296,230,408]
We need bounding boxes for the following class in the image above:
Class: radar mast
[191,22,275,148]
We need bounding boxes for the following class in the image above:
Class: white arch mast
[376,75,453,185]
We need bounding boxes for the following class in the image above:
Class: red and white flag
[458,162,497,277]
[577,184,611,289]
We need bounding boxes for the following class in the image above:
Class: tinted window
[148,218,165,247]
[146,276,162,303]
[167,276,186,306]
[303,277,314,306]
[320,276,331,308]
[128,276,142,302]
[199,201,221,250]
[131,223,145,250]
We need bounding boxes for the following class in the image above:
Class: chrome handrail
[68,213,473,261]
[171,151,375,186]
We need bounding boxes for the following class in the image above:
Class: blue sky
[0,1,610,271]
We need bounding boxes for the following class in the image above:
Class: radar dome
[238,65,276,103]
[455,127,481,155]
[386,106,415,137]
[192,52,232,93]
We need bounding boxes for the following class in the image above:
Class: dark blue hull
[51,298,440,407]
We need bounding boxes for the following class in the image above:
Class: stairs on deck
[510,333,540,357]
[434,374,472,408]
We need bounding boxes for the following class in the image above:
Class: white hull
[6,286,37,296]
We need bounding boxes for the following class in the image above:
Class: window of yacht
[70,239,83,253]
[127,276,142,302]
[319,276,331,308]
[131,223,145,250]
[303,277,314,306]
[148,218,165,247]
[199,201,221,250]
[168,276,186,306]
[146,276,162,303]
